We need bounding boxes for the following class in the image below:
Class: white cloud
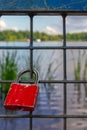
[0,20,6,30]
[46,26,58,34]
[66,16,87,33]
[12,27,18,32]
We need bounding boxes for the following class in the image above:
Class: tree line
[0,30,87,41]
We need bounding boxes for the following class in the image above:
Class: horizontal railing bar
[39,80,87,84]
[32,46,87,50]
[0,80,87,84]
[0,10,87,16]
[0,114,30,118]
[0,114,87,118]
[0,80,15,83]
[32,114,87,118]
[0,46,31,49]
[0,80,35,84]
[0,46,87,50]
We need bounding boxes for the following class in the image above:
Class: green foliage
[74,51,81,80]
[0,30,87,41]
[0,51,18,94]
[83,59,87,80]
[0,30,30,41]
[72,50,87,81]
[67,32,87,41]
[0,30,62,41]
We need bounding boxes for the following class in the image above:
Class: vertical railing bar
[30,15,33,78]
[62,14,67,130]
[29,14,34,130]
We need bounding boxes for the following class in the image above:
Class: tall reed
[0,51,18,98]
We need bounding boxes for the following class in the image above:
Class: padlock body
[4,83,39,111]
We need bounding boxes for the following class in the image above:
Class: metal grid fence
[0,13,87,130]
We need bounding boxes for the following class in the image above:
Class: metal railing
[0,13,87,130]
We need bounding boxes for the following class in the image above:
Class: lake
[0,41,87,130]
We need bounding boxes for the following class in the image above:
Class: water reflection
[35,84,63,115]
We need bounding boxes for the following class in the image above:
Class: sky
[0,15,87,34]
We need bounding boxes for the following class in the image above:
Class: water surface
[0,41,87,130]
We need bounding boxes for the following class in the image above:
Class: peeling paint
[0,0,87,11]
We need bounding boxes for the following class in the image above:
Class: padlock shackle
[16,69,38,84]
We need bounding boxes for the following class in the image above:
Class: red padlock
[4,69,39,111]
